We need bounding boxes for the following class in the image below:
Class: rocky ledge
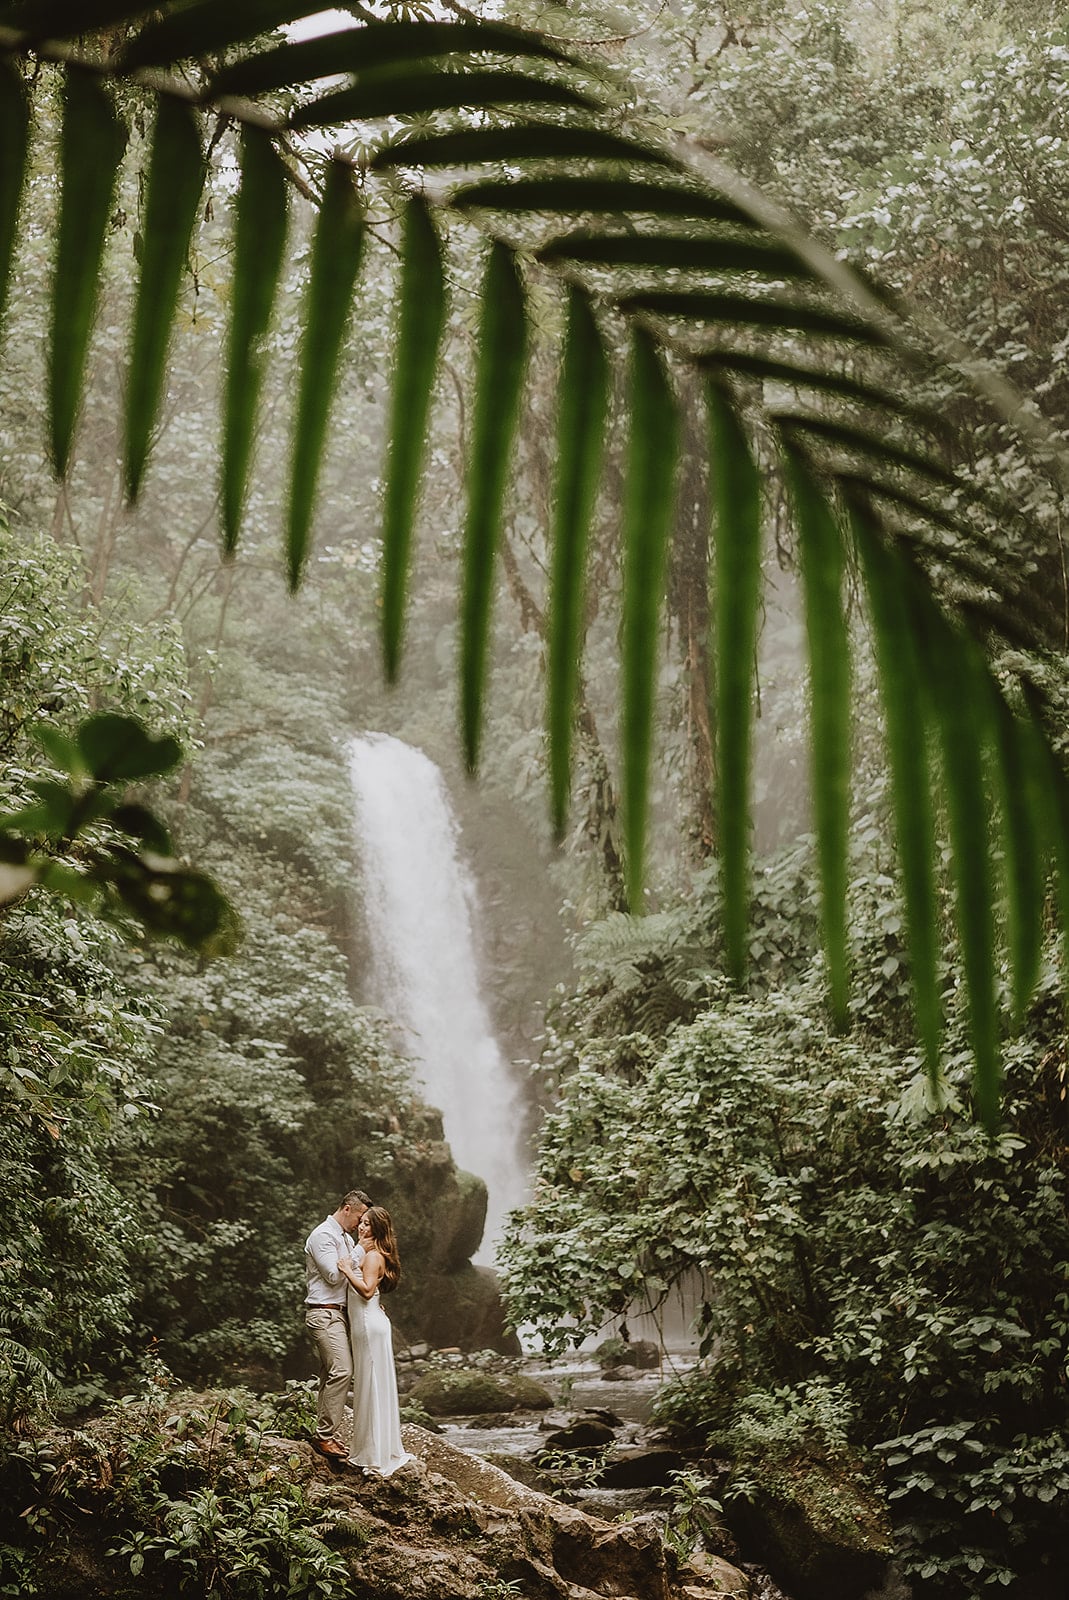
[284,1424,755,1600]
[2,1407,752,1600]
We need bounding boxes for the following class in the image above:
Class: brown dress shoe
[312,1437,348,1460]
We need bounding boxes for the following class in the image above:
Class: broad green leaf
[25,779,77,836]
[125,98,204,502]
[537,231,811,279]
[784,444,851,1025]
[0,58,28,338]
[76,712,182,782]
[31,722,86,779]
[373,122,679,172]
[547,287,608,839]
[208,19,573,96]
[849,503,941,1081]
[919,611,1001,1128]
[104,848,238,951]
[461,242,529,772]
[50,68,126,477]
[620,329,679,909]
[223,127,289,552]
[452,176,754,227]
[706,379,762,983]
[381,196,446,682]
[120,0,334,68]
[290,68,596,129]
[286,159,365,592]
[111,802,173,854]
[619,288,887,345]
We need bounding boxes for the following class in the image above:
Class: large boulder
[726,1450,893,1600]
[597,1444,686,1488]
[408,1367,555,1416]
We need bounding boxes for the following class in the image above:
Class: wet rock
[541,1419,616,1453]
[408,1367,555,1416]
[598,1444,686,1488]
[482,1449,554,1493]
[577,1407,623,1429]
[678,1551,752,1597]
[600,1363,640,1381]
[594,1337,661,1371]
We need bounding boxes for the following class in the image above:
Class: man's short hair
[340,1189,371,1211]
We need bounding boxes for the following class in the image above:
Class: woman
[338,1206,412,1476]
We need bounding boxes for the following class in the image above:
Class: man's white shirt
[304,1216,365,1304]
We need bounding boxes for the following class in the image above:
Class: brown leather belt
[306,1303,346,1312]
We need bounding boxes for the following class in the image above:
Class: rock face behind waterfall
[318,1096,520,1356]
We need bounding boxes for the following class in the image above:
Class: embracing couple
[303,1189,413,1477]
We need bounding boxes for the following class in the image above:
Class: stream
[431,1353,908,1600]
[434,1352,800,1600]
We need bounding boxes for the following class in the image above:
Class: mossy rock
[727,1451,893,1600]
[408,1368,554,1416]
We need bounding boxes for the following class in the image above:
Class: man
[304,1188,369,1462]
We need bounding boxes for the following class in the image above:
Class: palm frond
[381,195,447,684]
[222,127,290,553]
[461,242,529,772]
[707,380,762,986]
[0,7,1066,1115]
[547,286,609,841]
[285,158,365,592]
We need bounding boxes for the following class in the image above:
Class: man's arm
[307,1226,343,1288]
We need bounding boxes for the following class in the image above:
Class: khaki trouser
[305,1306,351,1443]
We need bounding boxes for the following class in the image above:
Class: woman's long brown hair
[362,1206,401,1293]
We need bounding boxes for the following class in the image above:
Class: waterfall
[348,733,528,1261]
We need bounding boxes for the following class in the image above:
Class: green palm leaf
[290,68,597,129]
[621,329,680,908]
[381,196,446,684]
[774,411,959,491]
[461,243,529,772]
[707,380,762,984]
[920,610,1001,1127]
[0,0,155,38]
[537,231,812,279]
[0,56,27,336]
[700,350,950,437]
[50,67,126,477]
[208,20,572,97]
[372,122,680,172]
[286,159,365,592]
[119,0,333,69]
[222,127,289,553]
[784,444,851,1026]
[990,701,1046,1028]
[124,97,203,502]
[619,288,887,345]
[547,286,609,839]
[452,176,753,226]
[850,502,942,1082]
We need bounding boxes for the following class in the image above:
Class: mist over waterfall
[349,734,528,1261]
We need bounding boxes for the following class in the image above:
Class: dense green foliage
[0,1382,361,1598]
[501,859,1069,1593]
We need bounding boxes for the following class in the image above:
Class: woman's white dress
[347,1285,411,1475]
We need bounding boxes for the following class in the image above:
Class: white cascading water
[349,733,528,1262]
